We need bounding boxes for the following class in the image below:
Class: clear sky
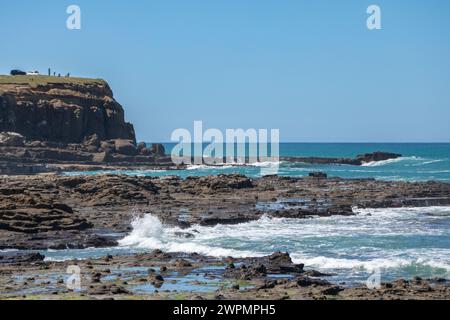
[1,0,449,142]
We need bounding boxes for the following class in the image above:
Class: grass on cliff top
[0,75,107,86]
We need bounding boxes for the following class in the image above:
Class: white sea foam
[414,159,445,166]
[249,161,282,167]
[186,161,281,170]
[361,156,422,167]
[186,164,234,170]
[0,249,19,253]
[118,214,261,257]
[290,254,450,272]
[118,206,450,277]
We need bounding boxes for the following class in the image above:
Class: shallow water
[65,143,450,181]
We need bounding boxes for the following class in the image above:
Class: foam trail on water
[361,156,421,167]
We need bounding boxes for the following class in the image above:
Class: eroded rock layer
[0,77,135,143]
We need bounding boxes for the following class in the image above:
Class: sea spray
[119,214,164,247]
[117,207,450,283]
[118,213,260,257]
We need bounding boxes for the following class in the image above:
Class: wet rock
[88,284,130,295]
[309,172,327,179]
[263,252,304,274]
[296,276,331,287]
[356,151,402,163]
[225,262,267,280]
[189,174,253,191]
[91,272,102,283]
[172,259,193,268]
[0,252,45,264]
[321,286,344,295]
[150,274,164,282]
[174,232,195,238]
[267,252,293,264]
[281,152,402,166]
[304,270,332,277]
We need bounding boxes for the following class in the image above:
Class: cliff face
[0,77,135,143]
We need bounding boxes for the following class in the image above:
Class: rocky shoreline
[0,250,448,300]
[1,76,449,300]
[2,173,450,250]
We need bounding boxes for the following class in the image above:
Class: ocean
[66,143,450,181]
[54,143,450,285]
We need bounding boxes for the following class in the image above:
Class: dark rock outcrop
[281,151,402,166]
[0,78,135,143]
[114,139,137,156]
[356,151,402,163]
[0,252,45,264]
[309,171,327,179]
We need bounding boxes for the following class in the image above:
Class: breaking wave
[118,206,450,281]
[361,156,422,167]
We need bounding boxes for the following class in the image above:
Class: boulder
[114,139,137,156]
[100,140,115,153]
[309,172,327,179]
[0,132,25,147]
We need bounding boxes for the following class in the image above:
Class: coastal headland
[0,76,449,300]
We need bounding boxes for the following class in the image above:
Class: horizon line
[146,141,450,144]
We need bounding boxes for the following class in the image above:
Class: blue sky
[1,0,449,142]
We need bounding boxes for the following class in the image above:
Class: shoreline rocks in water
[1,173,450,250]
[280,151,402,166]
[0,250,448,300]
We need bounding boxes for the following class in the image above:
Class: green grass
[0,75,106,86]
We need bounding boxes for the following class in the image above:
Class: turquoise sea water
[53,143,450,285]
[66,143,450,181]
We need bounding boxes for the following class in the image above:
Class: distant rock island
[281,151,402,166]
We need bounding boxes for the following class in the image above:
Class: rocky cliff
[0,76,135,143]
